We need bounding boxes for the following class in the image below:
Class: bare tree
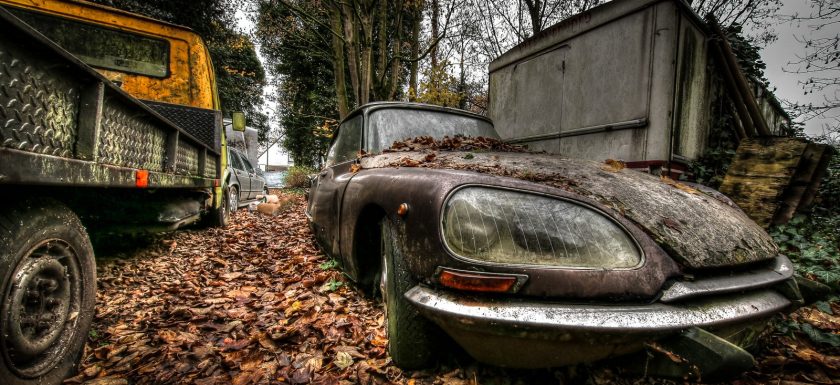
[783,0,839,133]
[269,0,443,118]
[692,0,782,30]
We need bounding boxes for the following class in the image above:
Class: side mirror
[232,112,246,132]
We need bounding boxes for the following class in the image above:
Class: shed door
[560,9,653,131]
[510,47,567,153]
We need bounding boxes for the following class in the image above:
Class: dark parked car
[226,147,267,209]
[307,102,798,378]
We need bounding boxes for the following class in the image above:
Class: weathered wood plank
[773,143,826,224]
[719,137,808,227]
[796,146,836,212]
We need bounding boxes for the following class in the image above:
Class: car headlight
[442,187,642,268]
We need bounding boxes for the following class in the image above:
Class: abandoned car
[307,102,799,377]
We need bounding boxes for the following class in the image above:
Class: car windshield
[365,108,498,154]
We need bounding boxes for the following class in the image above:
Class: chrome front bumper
[406,285,792,367]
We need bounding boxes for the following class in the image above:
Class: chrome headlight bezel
[439,184,646,270]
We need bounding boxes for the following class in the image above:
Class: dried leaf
[602,159,625,172]
[334,351,353,369]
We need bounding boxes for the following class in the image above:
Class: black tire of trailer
[0,198,96,385]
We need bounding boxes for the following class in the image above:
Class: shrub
[284,165,316,188]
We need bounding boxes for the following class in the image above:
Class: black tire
[0,199,96,385]
[380,218,438,369]
[204,187,230,228]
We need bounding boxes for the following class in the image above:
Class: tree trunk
[387,0,404,100]
[408,1,422,100]
[523,0,542,35]
[340,1,361,106]
[359,8,373,105]
[430,0,440,68]
[329,5,350,118]
[458,41,466,109]
[375,0,388,100]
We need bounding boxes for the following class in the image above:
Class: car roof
[340,102,492,126]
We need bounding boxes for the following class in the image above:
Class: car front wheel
[0,199,96,385]
[228,186,239,211]
[380,218,439,369]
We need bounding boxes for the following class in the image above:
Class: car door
[240,155,263,200]
[310,114,363,258]
[229,150,251,200]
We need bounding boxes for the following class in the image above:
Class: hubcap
[229,188,238,211]
[380,236,389,339]
[2,240,81,377]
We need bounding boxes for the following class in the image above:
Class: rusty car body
[307,102,799,378]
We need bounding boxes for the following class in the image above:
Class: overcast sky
[752,0,836,137]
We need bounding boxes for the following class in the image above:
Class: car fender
[338,167,680,299]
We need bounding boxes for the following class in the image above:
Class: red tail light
[135,170,149,188]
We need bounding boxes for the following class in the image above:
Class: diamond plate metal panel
[176,140,199,175]
[204,155,217,178]
[0,42,79,157]
[143,100,220,151]
[98,101,167,171]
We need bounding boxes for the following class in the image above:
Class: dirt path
[66,193,839,385]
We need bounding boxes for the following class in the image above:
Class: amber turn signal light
[135,169,149,188]
[396,203,409,217]
[438,268,520,293]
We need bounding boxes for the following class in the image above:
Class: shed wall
[489,0,709,164]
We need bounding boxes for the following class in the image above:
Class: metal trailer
[0,6,223,203]
[489,0,717,177]
[0,6,229,384]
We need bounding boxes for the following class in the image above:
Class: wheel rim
[2,239,82,377]
[380,233,390,340]
[229,187,238,211]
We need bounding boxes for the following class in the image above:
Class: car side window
[229,151,244,171]
[240,154,255,173]
[325,115,362,167]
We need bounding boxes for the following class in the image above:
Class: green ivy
[776,318,840,348]
[769,154,840,290]
[319,259,339,270]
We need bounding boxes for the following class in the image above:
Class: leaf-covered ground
[67,192,840,385]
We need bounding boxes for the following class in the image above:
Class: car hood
[360,151,778,269]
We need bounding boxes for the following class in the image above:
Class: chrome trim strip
[660,255,794,303]
[504,118,648,144]
[406,285,790,333]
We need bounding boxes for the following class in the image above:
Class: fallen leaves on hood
[384,135,526,153]
[602,159,626,172]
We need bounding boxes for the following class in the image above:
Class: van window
[9,8,170,78]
